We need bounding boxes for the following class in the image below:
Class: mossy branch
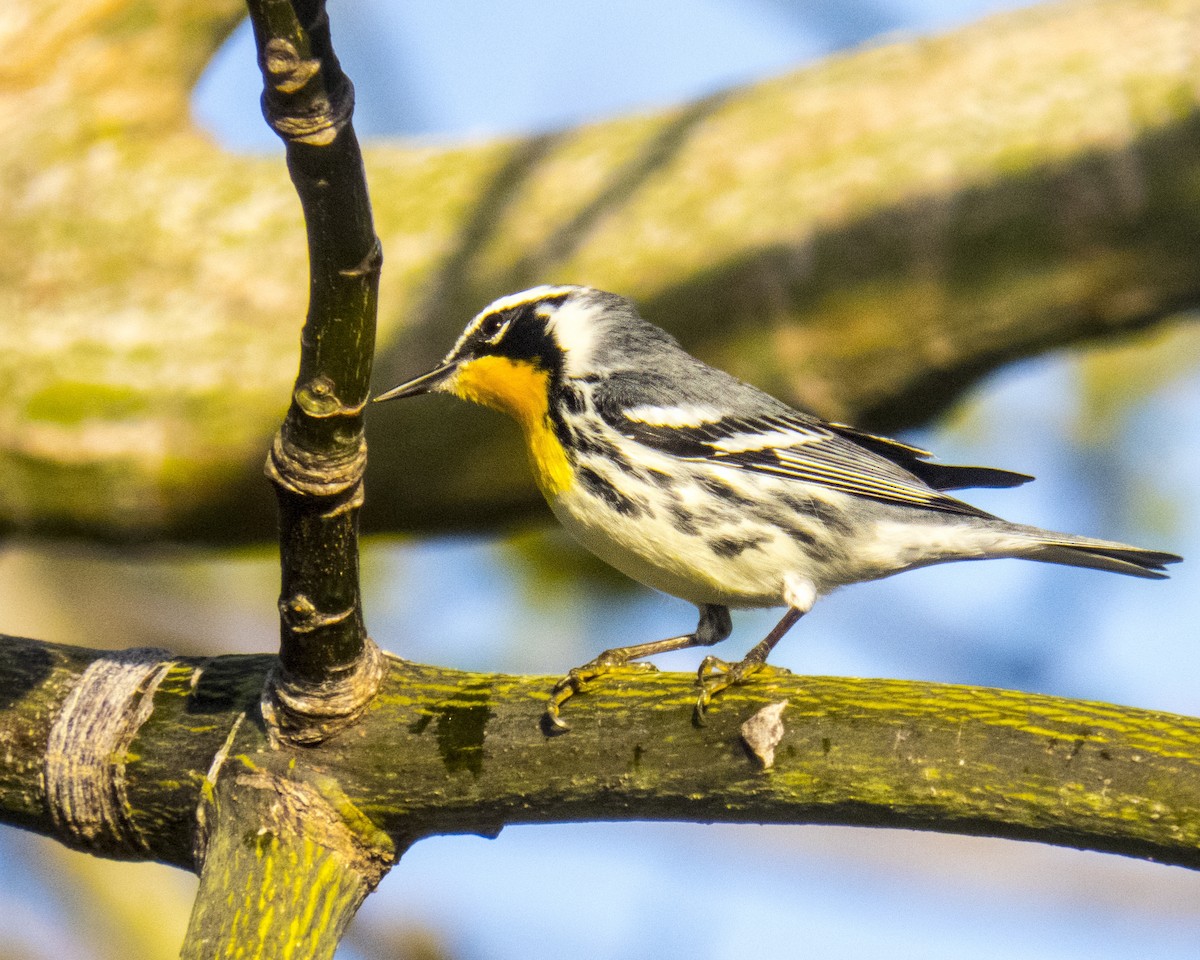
[181,763,393,960]
[2,0,1199,542]
[5,636,1198,876]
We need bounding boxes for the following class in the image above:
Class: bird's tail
[1012,526,1182,580]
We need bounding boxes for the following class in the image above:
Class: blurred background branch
[2,0,1197,543]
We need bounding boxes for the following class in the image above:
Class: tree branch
[243,0,386,741]
[3,0,1198,542]
[172,1,393,952]
[182,763,393,959]
[6,637,1198,872]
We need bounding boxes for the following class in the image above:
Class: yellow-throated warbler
[376,285,1182,727]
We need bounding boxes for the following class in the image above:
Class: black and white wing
[592,372,1031,519]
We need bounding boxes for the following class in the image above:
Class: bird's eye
[479,314,508,341]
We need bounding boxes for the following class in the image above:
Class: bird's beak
[373,361,457,402]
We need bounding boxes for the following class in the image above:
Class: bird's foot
[544,656,658,732]
[693,656,791,723]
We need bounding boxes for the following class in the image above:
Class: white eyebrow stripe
[711,429,820,453]
[482,285,579,314]
[623,405,725,427]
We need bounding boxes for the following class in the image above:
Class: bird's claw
[544,658,658,732]
[693,656,790,723]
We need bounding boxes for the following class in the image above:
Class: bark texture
[244,0,385,741]
[4,637,1197,876]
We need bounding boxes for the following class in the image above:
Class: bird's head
[374,284,634,424]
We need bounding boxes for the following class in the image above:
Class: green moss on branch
[2,638,1196,871]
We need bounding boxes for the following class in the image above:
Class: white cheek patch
[546,298,603,377]
[624,405,725,427]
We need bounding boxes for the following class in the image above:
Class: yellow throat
[449,355,573,496]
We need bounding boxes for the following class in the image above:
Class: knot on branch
[260,37,354,147]
[262,638,388,745]
[340,236,384,280]
[265,425,366,501]
[279,593,353,634]
[295,374,368,420]
[44,648,174,855]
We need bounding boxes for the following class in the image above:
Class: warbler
[375,285,1182,727]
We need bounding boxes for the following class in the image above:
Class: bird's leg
[695,606,805,720]
[545,604,732,731]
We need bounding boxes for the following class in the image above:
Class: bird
[374,285,1182,728]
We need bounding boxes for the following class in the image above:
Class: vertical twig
[182,4,395,954]
[249,0,386,744]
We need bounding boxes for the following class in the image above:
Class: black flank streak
[604,446,635,475]
[776,492,854,536]
[571,431,612,459]
[669,505,700,536]
[550,410,577,454]
[783,526,835,561]
[697,475,758,510]
[787,526,818,547]
[708,534,768,558]
[556,383,586,415]
[579,466,647,517]
[568,426,627,466]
